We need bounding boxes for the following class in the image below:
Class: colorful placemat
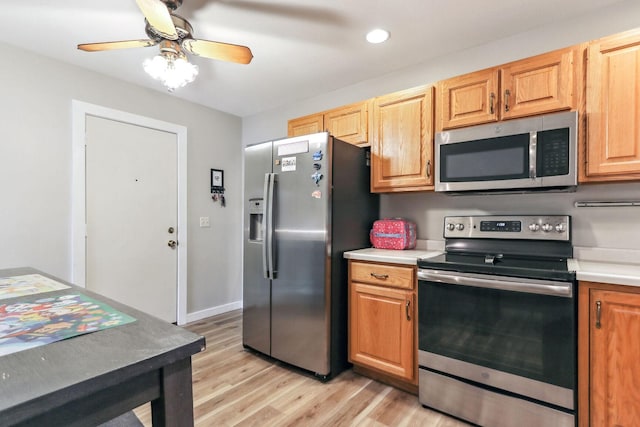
[0,274,71,300]
[0,293,136,356]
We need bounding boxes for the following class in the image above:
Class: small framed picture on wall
[211,169,224,192]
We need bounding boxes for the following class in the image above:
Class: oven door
[417,269,576,410]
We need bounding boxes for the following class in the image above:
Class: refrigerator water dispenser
[248,198,264,242]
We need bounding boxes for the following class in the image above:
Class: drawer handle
[489,92,495,114]
[405,299,411,320]
[595,300,602,329]
[370,272,389,280]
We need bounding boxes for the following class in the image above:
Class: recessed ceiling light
[366,28,390,44]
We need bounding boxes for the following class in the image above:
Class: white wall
[242,0,640,251]
[0,42,242,316]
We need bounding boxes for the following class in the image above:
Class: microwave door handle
[529,131,537,179]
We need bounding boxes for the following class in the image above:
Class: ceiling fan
[78,0,253,64]
[78,0,253,90]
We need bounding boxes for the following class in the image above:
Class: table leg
[151,357,195,426]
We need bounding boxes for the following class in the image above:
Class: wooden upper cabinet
[287,100,370,145]
[436,46,581,131]
[501,46,579,120]
[371,85,434,193]
[323,101,369,145]
[287,113,323,138]
[586,29,640,180]
[437,68,499,130]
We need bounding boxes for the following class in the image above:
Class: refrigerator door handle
[262,173,271,279]
[267,173,277,278]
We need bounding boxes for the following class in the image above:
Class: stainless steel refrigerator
[243,132,378,379]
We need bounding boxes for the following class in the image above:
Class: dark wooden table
[0,267,206,427]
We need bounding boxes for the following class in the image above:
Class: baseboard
[185,300,243,324]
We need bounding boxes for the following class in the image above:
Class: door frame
[71,100,188,325]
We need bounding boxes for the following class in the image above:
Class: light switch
[199,216,210,228]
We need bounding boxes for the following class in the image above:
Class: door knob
[168,240,177,249]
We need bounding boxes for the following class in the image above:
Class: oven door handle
[417,269,573,298]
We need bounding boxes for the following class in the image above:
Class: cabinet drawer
[350,261,415,290]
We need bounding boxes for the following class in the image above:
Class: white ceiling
[1,0,627,117]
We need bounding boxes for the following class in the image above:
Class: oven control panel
[444,215,570,241]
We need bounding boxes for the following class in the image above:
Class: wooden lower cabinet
[348,260,417,390]
[578,281,640,426]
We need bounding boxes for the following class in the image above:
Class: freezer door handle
[262,173,271,279]
[263,173,277,279]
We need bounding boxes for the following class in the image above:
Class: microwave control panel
[538,128,570,177]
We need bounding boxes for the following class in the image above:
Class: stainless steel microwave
[435,111,578,193]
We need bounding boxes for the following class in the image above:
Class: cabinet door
[589,288,640,426]
[500,46,579,120]
[371,85,434,192]
[586,30,640,179]
[324,101,369,145]
[349,282,414,381]
[287,113,323,137]
[437,68,498,130]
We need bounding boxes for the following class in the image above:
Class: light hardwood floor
[134,310,470,427]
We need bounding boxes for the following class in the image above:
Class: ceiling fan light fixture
[366,28,390,44]
[143,50,199,92]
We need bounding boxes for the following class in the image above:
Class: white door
[85,115,178,323]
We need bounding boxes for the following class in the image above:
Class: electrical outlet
[199,216,210,228]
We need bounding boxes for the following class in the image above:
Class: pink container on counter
[369,218,417,250]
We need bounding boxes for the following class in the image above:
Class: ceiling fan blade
[135,0,178,40]
[182,39,253,64]
[78,39,158,52]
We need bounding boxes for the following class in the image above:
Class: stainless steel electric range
[417,215,577,427]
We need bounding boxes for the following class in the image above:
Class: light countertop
[344,248,442,265]
[344,240,443,265]
[574,260,640,287]
[344,244,640,288]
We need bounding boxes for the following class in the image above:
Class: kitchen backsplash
[380,181,640,251]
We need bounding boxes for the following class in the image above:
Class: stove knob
[446,223,455,231]
[541,223,553,232]
[455,223,465,231]
[555,223,566,233]
[529,223,540,232]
